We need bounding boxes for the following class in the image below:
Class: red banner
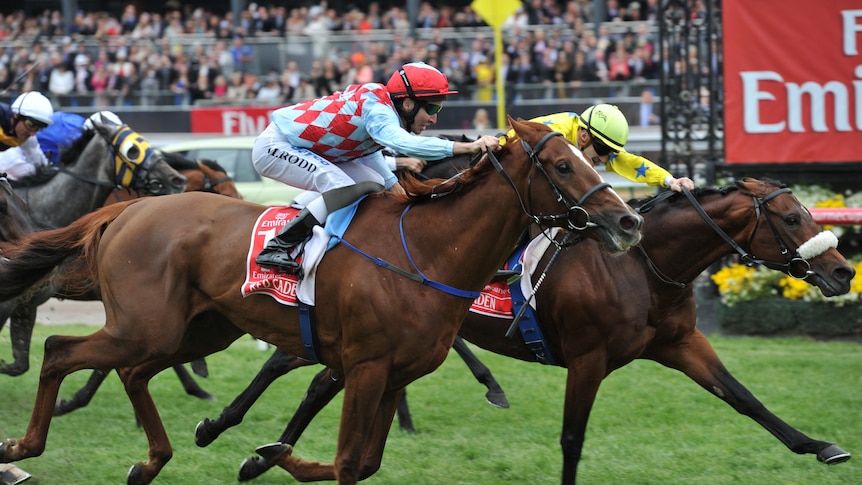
[723,0,862,163]
[189,106,276,135]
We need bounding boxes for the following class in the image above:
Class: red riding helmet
[386,62,458,99]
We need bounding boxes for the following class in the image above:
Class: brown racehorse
[0,118,643,484]
[193,178,855,484]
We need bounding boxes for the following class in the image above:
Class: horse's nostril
[173,176,187,186]
[621,214,643,231]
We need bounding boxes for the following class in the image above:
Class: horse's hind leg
[172,363,215,401]
[238,366,345,482]
[647,329,850,464]
[452,336,509,408]
[0,332,120,463]
[53,369,110,415]
[1,300,37,376]
[196,348,314,448]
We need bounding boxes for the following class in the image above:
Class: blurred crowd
[0,0,711,108]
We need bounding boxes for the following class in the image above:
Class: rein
[333,204,481,299]
[682,185,819,280]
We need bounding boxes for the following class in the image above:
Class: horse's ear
[735,177,758,196]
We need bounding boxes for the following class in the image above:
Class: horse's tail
[0,200,140,302]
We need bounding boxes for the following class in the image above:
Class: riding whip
[0,61,42,96]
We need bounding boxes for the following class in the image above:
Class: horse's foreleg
[452,336,509,408]
[560,354,607,485]
[53,369,110,416]
[172,364,215,401]
[648,329,850,465]
[395,388,415,433]
[238,366,345,482]
[196,348,314,448]
[276,365,394,485]
[1,334,111,463]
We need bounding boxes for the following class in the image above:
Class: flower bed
[708,182,862,337]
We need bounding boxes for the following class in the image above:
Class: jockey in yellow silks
[522,105,694,192]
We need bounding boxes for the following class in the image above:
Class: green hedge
[717,299,862,338]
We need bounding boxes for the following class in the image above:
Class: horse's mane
[161,151,199,172]
[398,143,507,204]
[197,158,230,175]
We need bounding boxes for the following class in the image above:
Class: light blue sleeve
[363,95,455,161]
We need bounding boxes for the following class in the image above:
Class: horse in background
[12,120,186,230]
[104,152,241,204]
[0,118,643,484]
[194,179,854,484]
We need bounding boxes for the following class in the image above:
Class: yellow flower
[778,276,810,300]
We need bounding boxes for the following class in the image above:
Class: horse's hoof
[817,444,851,465]
[194,419,217,448]
[0,441,7,461]
[254,442,291,462]
[127,464,150,485]
[190,389,217,401]
[238,456,274,482]
[486,390,510,408]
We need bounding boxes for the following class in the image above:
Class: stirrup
[255,251,303,276]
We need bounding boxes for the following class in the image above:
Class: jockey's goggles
[422,102,443,116]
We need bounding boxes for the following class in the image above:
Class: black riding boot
[255,209,321,273]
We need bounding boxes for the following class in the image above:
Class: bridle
[196,160,233,193]
[486,131,611,231]
[682,185,835,280]
[58,124,167,195]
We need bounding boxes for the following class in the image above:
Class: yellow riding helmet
[576,104,629,152]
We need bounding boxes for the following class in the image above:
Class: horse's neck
[22,142,115,228]
[640,194,751,284]
[403,176,531,291]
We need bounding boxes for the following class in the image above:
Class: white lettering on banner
[220,111,271,135]
[842,10,862,55]
[741,69,862,133]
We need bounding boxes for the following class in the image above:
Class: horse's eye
[784,214,800,227]
[556,161,573,174]
[119,140,142,163]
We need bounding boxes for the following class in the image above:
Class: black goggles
[591,136,616,157]
[421,102,443,116]
[21,117,48,131]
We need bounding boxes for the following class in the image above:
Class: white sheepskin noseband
[797,231,838,260]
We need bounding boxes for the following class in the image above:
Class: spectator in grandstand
[229,34,254,73]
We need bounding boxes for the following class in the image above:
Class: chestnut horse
[194,178,855,484]
[0,118,643,484]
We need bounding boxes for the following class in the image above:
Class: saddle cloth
[243,205,558,312]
